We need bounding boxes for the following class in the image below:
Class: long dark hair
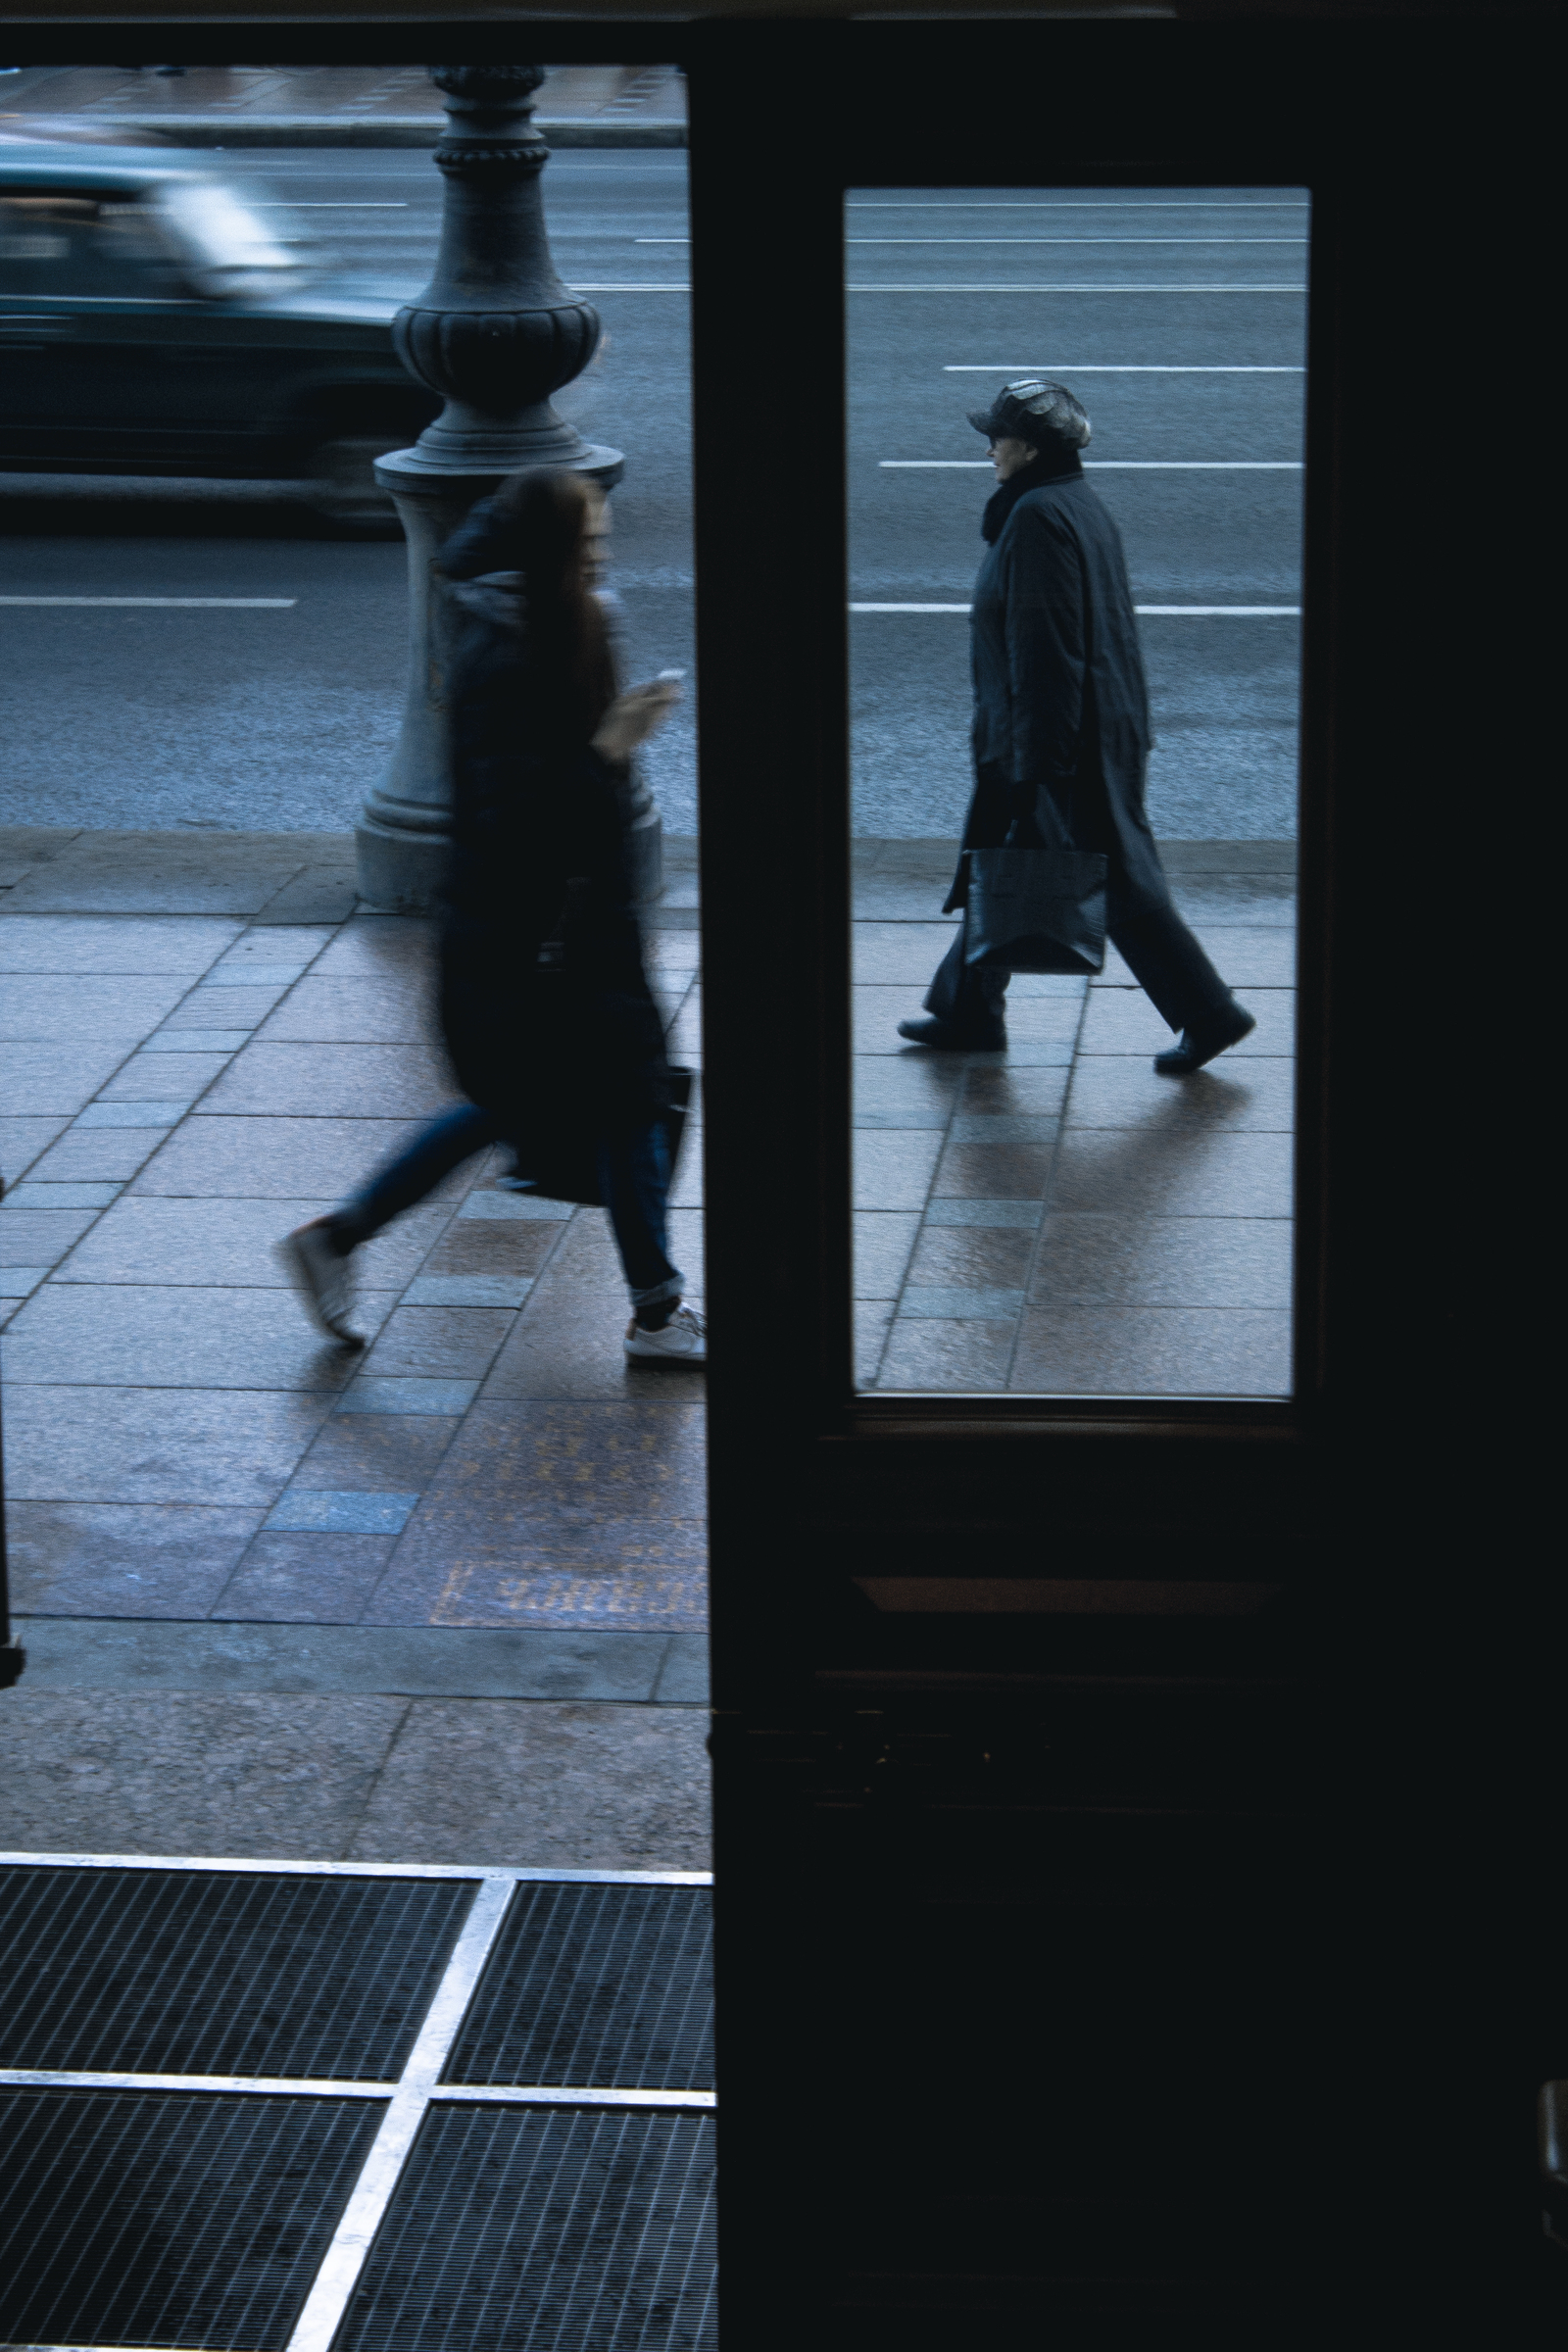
[485,467,617,743]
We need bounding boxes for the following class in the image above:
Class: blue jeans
[334,1103,682,1315]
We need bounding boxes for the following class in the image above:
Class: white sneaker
[623,1303,707,1363]
[279,1219,363,1348]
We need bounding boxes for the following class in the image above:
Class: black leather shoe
[898,1015,1007,1052]
[1153,1004,1256,1075]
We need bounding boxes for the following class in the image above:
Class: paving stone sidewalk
[0,825,707,1640]
[853,838,1296,1396]
[1,824,1293,1651]
[0,826,710,1865]
[2,62,688,145]
[0,1688,710,1870]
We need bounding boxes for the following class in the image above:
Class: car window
[0,187,186,298]
[154,180,300,295]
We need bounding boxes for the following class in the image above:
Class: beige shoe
[623,1304,707,1363]
[280,1218,363,1347]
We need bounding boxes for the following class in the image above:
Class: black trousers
[924,893,1236,1034]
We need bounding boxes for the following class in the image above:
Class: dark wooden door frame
[687,16,1557,2341]
[691,19,1342,1693]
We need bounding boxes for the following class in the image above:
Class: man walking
[898,380,1255,1073]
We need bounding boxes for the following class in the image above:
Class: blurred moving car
[0,138,438,522]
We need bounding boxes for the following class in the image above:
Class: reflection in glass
[849,185,1304,1397]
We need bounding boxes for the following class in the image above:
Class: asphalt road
[0,156,1305,841]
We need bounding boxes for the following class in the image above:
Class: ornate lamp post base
[354,64,662,915]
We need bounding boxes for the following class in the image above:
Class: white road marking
[564,284,1304,297]
[0,596,297,607]
[879,460,1301,469]
[848,238,1305,246]
[846,200,1308,210]
[849,284,1306,294]
[849,603,1301,615]
[640,236,1304,245]
[944,364,1303,371]
[252,201,410,208]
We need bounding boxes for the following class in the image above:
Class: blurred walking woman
[283,468,704,1362]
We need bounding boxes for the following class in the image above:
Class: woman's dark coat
[433,497,669,1149]
[948,452,1170,921]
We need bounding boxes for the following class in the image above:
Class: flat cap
[967,378,1091,450]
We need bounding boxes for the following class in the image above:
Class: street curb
[104,115,687,150]
[12,1619,711,1702]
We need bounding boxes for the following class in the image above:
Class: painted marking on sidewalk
[879,460,1302,469]
[0,596,297,607]
[849,603,1301,615]
[0,597,297,607]
[944,364,1304,372]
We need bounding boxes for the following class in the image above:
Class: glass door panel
[848,183,1305,1398]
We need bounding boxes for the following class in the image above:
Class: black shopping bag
[506,1067,694,1209]
[962,845,1107,976]
[502,912,695,1206]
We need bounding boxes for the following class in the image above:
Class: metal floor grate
[338,2105,718,2351]
[0,1867,473,2082]
[444,1881,713,2090]
[0,1853,716,2352]
[0,2086,382,2350]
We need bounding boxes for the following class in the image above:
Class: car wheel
[304,435,407,529]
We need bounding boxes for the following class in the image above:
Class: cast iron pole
[357,64,660,910]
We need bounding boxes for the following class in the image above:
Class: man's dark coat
[432,499,669,1146]
[948,451,1169,921]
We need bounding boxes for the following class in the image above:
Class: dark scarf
[981,445,1084,543]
